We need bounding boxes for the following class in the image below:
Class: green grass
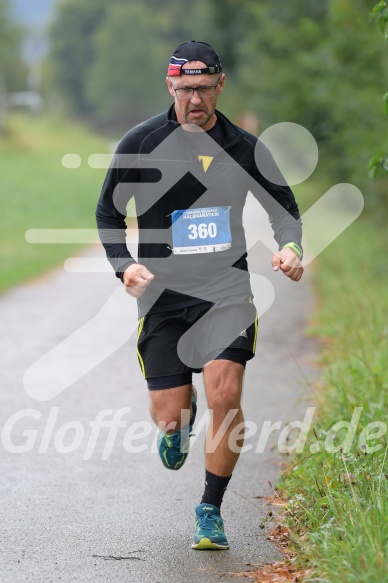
[278,181,388,582]
[0,113,108,293]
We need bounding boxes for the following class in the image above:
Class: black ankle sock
[201,470,232,509]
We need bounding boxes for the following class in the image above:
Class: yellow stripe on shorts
[253,313,259,354]
[137,317,146,378]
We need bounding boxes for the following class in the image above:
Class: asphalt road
[0,198,318,583]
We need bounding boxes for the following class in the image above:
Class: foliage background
[40,0,388,210]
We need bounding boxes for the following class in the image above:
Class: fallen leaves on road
[228,494,312,583]
[229,560,311,582]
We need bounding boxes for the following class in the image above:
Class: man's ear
[217,74,226,95]
[166,77,175,98]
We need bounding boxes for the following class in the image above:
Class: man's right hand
[123,264,154,298]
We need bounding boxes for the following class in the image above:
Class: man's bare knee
[149,384,192,432]
[204,361,244,412]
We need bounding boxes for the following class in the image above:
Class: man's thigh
[177,295,258,369]
[137,297,257,389]
[137,304,210,386]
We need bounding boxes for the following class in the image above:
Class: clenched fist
[272,247,303,282]
[123,264,154,298]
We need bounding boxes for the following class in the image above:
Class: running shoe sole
[192,538,230,550]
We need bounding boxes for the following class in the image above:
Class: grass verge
[277,184,388,582]
[0,113,108,294]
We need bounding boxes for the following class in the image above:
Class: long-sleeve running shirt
[96,105,302,317]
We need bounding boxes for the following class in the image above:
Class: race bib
[171,206,232,254]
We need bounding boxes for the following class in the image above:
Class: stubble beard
[184,108,215,129]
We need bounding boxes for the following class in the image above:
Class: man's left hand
[272,247,304,282]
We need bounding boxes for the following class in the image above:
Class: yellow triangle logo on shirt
[198,155,214,172]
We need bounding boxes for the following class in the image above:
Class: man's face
[166,61,225,131]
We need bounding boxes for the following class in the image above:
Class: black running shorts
[137,294,258,390]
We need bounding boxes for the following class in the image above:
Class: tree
[48,0,213,124]
[0,0,26,131]
[85,2,170,124]
[48,0,108,116]
[368,1,388,179]
[208,0,388,192]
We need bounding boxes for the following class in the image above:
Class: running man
[96,40,303,550]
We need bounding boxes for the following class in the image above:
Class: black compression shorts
[137,294,258,390]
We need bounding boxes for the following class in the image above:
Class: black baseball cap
[167,40,222,76]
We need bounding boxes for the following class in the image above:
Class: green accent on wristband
[282,242,303,260]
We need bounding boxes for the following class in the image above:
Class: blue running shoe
[192,503,230,550]
[157,385,197,470]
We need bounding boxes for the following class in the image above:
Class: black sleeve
[95,139,138,281]
[249,139,302,251]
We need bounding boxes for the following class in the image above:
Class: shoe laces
[168,431,182,447]
[166,429,193,450]
[197,512,220,531]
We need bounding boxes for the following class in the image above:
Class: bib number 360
[188,223,217,240]
[171,206,232,254]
